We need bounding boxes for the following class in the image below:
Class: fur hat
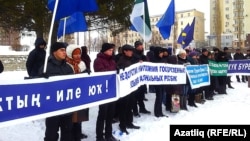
[51,42,67,53]
[101,43,113,53]
[66,44,81,59]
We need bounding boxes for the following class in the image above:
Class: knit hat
[189,51,198,57]
[66,44,81,59]
[101,43,113,53]
[51,42,67,53]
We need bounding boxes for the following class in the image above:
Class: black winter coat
[0,60,4,73]
[39,56,74,77]
[26,48,46,77]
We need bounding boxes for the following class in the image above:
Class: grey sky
[148,0,210,33]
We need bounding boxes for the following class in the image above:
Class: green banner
[208,60,228,76]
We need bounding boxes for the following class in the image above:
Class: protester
[177,49,190,110]
[39,42,74,141]
[187,51,199,107]
[81,46,91,72]
[233,48,246,83]
[199,48,213,100]
[151,46,168,117]
[224,47,234,89]
[0,59,4,73]
[133,41,150,117]
[94,43,118,141]
[216,50,229,94]
[26,37,47,77]
[116,44,141,134]
[66,44,89,141]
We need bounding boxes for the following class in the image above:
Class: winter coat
[81,46,91,71]
[146,46,155,62]
[134,49,148,63]
[0,60,4,73]
[216,51,228,62]
[26,38,46,77]
[151,47,164,63]
[199,54,209,64]
[233,52,245,60]
[39,55,74,77]
[66,44,87,73]
[93,53,116,72]
[245,54,250,59]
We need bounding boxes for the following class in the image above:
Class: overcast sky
[147,0,210,33]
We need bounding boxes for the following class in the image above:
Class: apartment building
[108,9,205,49]
[210,0,250,48]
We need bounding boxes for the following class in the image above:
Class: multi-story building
[209,0,250,49]
[108,9,205,50]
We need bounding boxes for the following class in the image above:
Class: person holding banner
[199,48,214,100]
[0,59,4,73]
[216,50,229,94]
[151,46,168,117]
[39,42,74,141]
[187,51,199,108]
[66,44,89,141]
[177,49,191,110]
[133,41,151,116]
[94,43,119,141]
[233,49,246,83]
[116,44,140,135]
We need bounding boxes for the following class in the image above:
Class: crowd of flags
[47,0,195,49]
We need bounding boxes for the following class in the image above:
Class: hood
[34,38,46,48]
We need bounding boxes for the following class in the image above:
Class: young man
[39,42,74,141]
[26,37,47,77]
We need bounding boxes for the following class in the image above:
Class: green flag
[130,0,152,42]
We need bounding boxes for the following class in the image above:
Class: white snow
[0,48,250,141]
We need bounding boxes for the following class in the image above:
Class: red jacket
[93,52,116,72]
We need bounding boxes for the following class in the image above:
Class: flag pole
[143,3,146,53]
[63,17,66,42]
[43,0,59,73]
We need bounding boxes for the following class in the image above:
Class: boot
[195,94,200,103]
[180,95,184,110]
[180,95,188,110]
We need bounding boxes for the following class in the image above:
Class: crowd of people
[5,37,247,141]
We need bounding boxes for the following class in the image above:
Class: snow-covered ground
[0,71,250,141]
[1,48,250,141]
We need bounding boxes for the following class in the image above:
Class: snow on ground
[0,70,250,141]
[1,49,250,141]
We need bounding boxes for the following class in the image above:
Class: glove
[41,73,49,79]
[83,69,91,75]
[116,67,120,74]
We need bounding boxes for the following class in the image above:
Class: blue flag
[177,17,195,48]
[182,17,195,48]
[177,23,190,45]
[156,0,175,39]
[57,12,88,38]
[48,0,98,21]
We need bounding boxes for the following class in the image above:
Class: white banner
[117,62,186,97]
